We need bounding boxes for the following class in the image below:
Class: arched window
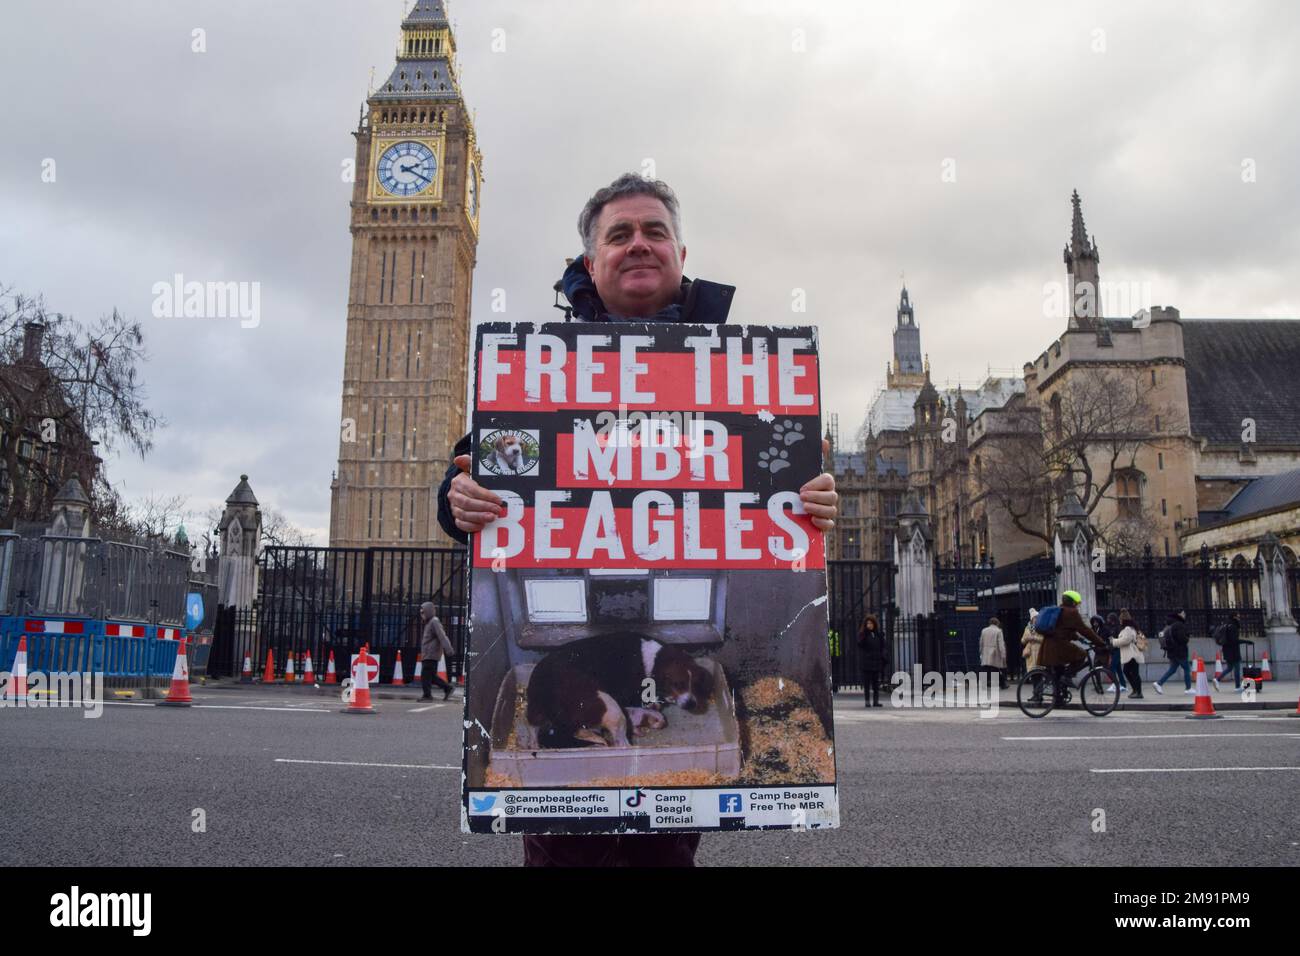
[1115,469,1143,519]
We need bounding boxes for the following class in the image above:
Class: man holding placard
[438,174,840,866]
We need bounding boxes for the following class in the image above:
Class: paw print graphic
[758,446,790,473]
[772,419,805,446]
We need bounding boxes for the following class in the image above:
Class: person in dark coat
[436,174,841,868]
[1037,591,1107,688]
[1213,612,1243,691]
[1151,609,1193,694]
[857,614,887,707]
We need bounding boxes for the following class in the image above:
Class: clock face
[377,141,437,197]
[468,164,479,219]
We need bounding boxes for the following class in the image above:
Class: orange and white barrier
[391,653,405,686]
[1213,652,1223,679]
[302,652,315,684]
[240,651,253,683]
[284,651,296,684]
[324,650,337,685]
[412,653,424,681]
[1260,653,1272,682]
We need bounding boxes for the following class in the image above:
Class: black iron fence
[826,559,896,690]
[210,545,469,681]
[1096,545,1265,640]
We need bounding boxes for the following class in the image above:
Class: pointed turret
[1063,189,1102,329]
[890,284,924,384]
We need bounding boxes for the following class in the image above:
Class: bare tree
[979,368,1178,549]
[260,506,310,549]
[0,286,161,527]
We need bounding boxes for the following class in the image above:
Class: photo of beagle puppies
[524,632,716,748]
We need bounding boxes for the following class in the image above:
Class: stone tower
[1063,189,1100,329]
[888,285,926,389]
[329,1,483,548]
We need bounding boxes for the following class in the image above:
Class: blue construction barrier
[1,616,189,685]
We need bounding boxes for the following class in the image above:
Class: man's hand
[449,454,506,534]
[800,438,839,533]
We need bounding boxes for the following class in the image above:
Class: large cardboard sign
[461,321,837,834]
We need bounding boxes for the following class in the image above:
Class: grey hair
[578,173,684,258]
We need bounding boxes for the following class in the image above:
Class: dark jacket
[857,617,888,671]
[436,261,736,544]
[1163,613,1190,661]
[1219,619,1242,664]
[1038,604,1105,668]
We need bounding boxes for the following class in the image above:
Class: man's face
[584,194,686,318]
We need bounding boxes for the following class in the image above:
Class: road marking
[1090,766,1300,774]
[274,758,458,770]
[410,703,447,713]
[197,704,332,713]
[1005,732,1300,741]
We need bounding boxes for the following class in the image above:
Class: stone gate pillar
[39,477,92,615]
[217,475,261,610]
[1257,532,1299,680]
[894,493,935,619]
[1053,493,1096,615]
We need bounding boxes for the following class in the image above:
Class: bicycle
[1016,643,1119,718]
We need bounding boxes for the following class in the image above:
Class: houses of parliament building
[828,192,1300,569]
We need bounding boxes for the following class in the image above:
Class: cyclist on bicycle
[1036,590,1109,695]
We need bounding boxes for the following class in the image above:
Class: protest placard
[461,321,837,833]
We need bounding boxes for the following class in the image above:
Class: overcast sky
[2,0,1297,544]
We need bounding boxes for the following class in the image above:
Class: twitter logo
[471,795,496,813]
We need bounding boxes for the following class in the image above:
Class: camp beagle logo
[478,428,540,477]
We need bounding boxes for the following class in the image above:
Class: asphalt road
[2,687,1296,866]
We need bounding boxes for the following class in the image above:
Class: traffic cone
[1260,652,1272,683]
[285,651,296,684]
[1187,657,1221,720]
[343,644,376,714]
[324,650,338,685]
[157,638,194,706]
[240,651,253,683]
[412,653,424,682]
[437,654,449,683]
[8,634,29,700]
[391,652,405,686]
[262,649,275,683]
[1213,652,1223,679]
[302,651,315,684]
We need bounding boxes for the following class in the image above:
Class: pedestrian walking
[858,614,887,707]
[1099,611,1126,692]
[979,616,1007,689]
[418,601,455,701]
[1152,609,1193,695]
[1213,612,1243,691]
[1021,608,1043,670]
[1110,609,1145,698]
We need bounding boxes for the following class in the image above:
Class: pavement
[1,677,1296,866]
[840,678,1300,713]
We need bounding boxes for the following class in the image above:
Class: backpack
[1212,623,1228,646]
[1033,606,1062,635]
[1158,626,1172,653]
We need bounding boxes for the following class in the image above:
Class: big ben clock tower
[329,1,483,548]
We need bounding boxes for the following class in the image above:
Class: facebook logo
[718,793,743,815]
